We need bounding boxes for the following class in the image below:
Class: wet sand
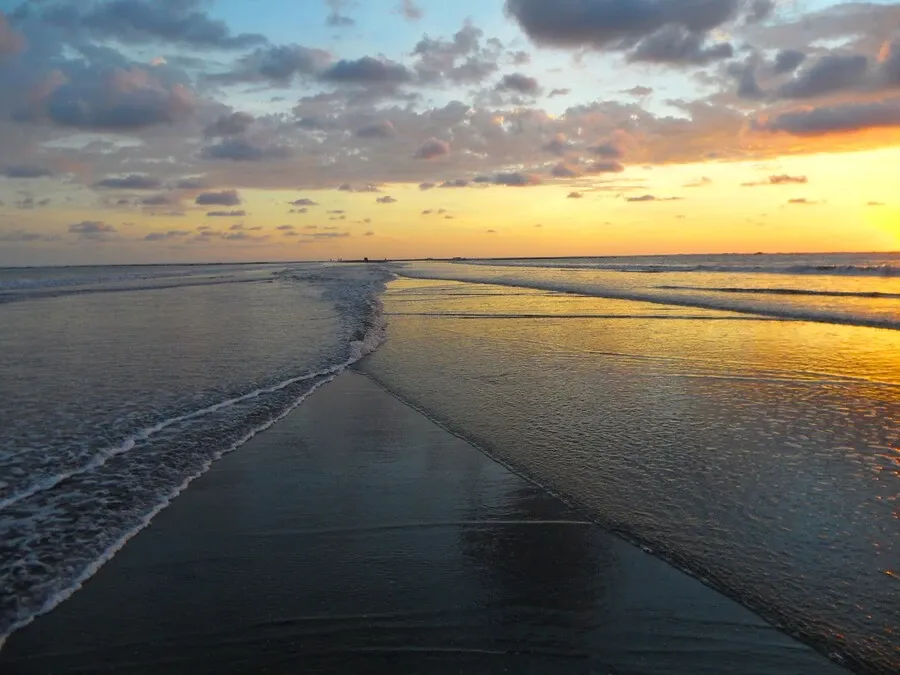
[0,371,846,674]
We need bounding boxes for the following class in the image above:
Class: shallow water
[361,276,900,672]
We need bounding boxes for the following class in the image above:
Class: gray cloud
[567,191,583,198]
[773,49,806,74]
[145,229,191,241]
[94,174,162,189]
[174,177,207,190]
[497,72,541,94]
[777,54,868,99]
[742,174,808,186]
[412,22,501,86]
[0,12,26,56]
[505,0,743,52]
[139,193,177,206]
[440,178,469,188]
[746,0,774,24]
[18,67,194,131]
[0,229,57,243]
[40,0,266,49]
[628,26,733,65]
[376,195,397,203]
[356,120,395,138]
[626,194,681,202]
[548,88,570,97]
[207,210,247,217]
[585,160,625,173]
[321,57,413,85]
[552,163,580,177]
[195,190,242,206]
[69,220,118,238]
[474,172,541,186]
[587,141,623,158]
[757,98,900,135]
[419,182,436,190]
[201,137,292,161]
[414,137,451,160]
[222,44,332,85]
[290,198,318,206]
[204,112,254,137]
[397,0,423,21]
[326,0,355,27]
[2,165,53,178]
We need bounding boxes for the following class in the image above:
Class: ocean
[1,253,898,672]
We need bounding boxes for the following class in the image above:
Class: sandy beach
[0,370,846,674]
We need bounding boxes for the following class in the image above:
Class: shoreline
[0,371,846,674]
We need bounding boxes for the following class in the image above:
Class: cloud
[207,210,247,217]
[0,229,56,243]
[548,88,570,97]
[94,174,162,189]
[552,163,580,178]
[2,165,53,178]
[867,201,885,206]
[376,195,398,203]
[787,198,817,205]
[586,141,623,159]
[742,174,808,186]
[40,0,266,49]
[628,26,733,65]
[0,12,27,56]
[69,220,118,239]
[204,112,254,137]
[684,176,712,187]
[505,0,743,56]
[543,133,573,155]
[567,191,583,198]
[623,85,653,96]
[220,44,333,85]
[201,138,292,161]
[756,98,900,135]
[19,67,194,131]
[174,177,207,190]
[411,22,501,86]
[290,198,318,206]
[474,172,541,186]
[145,229,191,241]
[776,54,869,100]
[397,0,423,21]
[746,0,774,24]
[584,160,625,173]
[773,49,806,75]
[338,183,381,192]
[356,120,395,138]
[326,0,355,27]
[626,194,681,202]
[195,190,242,206]
[277,224,295,230]
[440,179,469,188]
[320,57,413,85]
[139,193,177,206]
[497,73,541,94]
[419,182,437,190]
[414,137,451,160]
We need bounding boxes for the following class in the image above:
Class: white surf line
[393,270,900,332]
[0,362,351,512]
[0,371,346,651]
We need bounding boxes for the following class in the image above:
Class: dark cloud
[2,165,53,178]
[628,26,733,65]
[195,190,242,206]
[505,0,743,53]
[567,191,583,198]
[623,85,653,96]
[204,112,254,137]
[0,12,26,56]
[552,163,580,178]
[397,0,423,20]
[69,220,118,238]
[440,179,469,188]
[745,0,775,24]
[586,141,623,158]
[14,196,52,209]
[18,67,193,131]
[145,229,191,241]
[94,174,162,189]
[742,174,808,186]
[419,182,436,190]
[220,44,332,85]
[777,54,868,99]
[411,22,501,85]
[584,160,625,173]
[201,137,292,161]
[497,72,541,94]
[174,177,207,190]
[290,198,318,206]
[773,49,806,75]
[40,0,266,49]
[756,98,900,135]
[321,57,413,85]
[543,133,573,155]
[0,229,56,243]
[338,183,381,192]
[326,0,355,27]
[730,60,764,99]
[474,172,541,186]
[376,195,398,204]
[548,88,570,97]
[356,120,395,138]
[207,210,247,217]
[139,193,176,206]
[787,198,817,205]
[414,137,451,160]
[277,224,295,230]
[626,194,681,202]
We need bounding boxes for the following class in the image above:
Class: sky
[0,0,898,265]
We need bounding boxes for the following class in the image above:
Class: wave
[395,269,900,331]
[463,259,900,278]
[0,265,392,648]
[657,285,900,299]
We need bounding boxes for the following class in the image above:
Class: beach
[0,370,846,674]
